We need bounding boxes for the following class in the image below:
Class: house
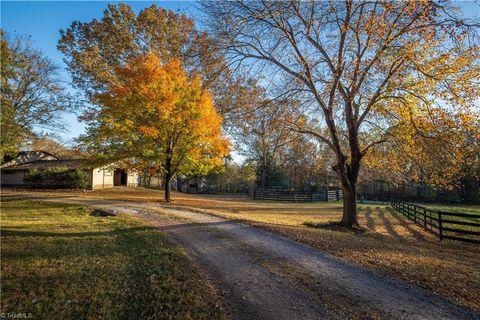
[0,151,139,189]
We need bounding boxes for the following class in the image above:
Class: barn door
[114,171,122,186]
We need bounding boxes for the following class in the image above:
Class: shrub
[23,167,88,189]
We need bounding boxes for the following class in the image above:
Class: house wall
[90,167,114,190]
[148,175,163,188]
[2,165,135,190]
[127,170,139,187]
[0,170,26,186]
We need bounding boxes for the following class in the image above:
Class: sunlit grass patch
[0,199,221,320]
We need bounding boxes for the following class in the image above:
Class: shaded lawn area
[0,199,221,320]
[60,187,480,313]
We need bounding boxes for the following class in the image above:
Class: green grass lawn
[422,204,480,215]
[0,199,221,320]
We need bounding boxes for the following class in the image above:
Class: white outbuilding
[0,151,139,190]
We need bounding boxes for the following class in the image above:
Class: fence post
[438,211,443,240]
[423,208,427,227]
[429,210,432,231]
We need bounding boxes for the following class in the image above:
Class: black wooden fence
[391,200,480,244]
[253,190,343,202]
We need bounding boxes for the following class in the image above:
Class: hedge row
[23,167,88,189]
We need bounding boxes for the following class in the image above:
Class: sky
[1,1,197,144]
[1,1,479,148]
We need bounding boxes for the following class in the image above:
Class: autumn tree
[205,160,257,194]
[57,4,245,122]
[0,31,72,158]
[362,110,480,195]
[283,136,328,190]
[58,4,196,90]
[81,53,229,201]
[239,97,295,191]
[202,1,480,227]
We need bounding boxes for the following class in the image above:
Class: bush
[24,167,88,189]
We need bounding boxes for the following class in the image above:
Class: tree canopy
[81,53,229,201]
[58,4,196,92]
[202,0,480,226]
[58,4,237,200]
[1,31,73,158]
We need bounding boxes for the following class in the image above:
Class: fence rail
[391,200,480,244]
[253,190,342,202]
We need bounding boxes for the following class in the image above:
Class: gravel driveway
[4,193,479,320]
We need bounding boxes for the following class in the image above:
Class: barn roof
[1,159,85,171]
[1,150,59,164]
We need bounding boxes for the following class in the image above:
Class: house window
[3,170,15,174]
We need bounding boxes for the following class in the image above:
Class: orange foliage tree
[82,53,230,201]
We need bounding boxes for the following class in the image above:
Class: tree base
[304,221,366,233]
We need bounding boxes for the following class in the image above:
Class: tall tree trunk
[341,181,357,227]
[339,100,362,227]
[164,176,171,202]
[335,157,361,228]
[164,155,172,202]
[261,152,267,192]
[261,164,267,192]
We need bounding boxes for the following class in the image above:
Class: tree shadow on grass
[375,207,404,240]
[384,207,426,241]
[0,226,156,238]
[363,207,376,231]
[2,222,220,319]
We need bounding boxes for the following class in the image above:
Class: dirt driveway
[3,193,478,320]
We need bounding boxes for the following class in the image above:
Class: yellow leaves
[92,52,230,175]
[138,126,159,138]
[363,102,479,189]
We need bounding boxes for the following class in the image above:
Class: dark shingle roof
[1,159,85,171]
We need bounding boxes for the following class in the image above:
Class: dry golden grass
[5,187,480,313]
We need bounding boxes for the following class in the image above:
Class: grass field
[3,187,480,313]
[0,198,221,320]
[423,204,480,215]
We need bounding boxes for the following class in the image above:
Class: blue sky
[1,1,197,144]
